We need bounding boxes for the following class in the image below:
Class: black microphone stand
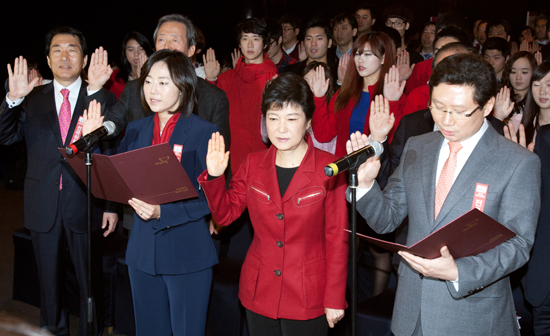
[84,150,95,336]
[348,164,359,336]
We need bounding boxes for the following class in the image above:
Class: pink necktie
[59,88,71,190]
[434,142,463,219]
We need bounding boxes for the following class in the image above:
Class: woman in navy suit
[89,49,218,335]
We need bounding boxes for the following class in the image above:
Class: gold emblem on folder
[155,156,170,165]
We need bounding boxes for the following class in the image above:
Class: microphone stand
[84,150,95,336]
[349,164,359,336]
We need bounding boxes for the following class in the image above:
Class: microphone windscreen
[369,140,383,157]
[102,121,116,135]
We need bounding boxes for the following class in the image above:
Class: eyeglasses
[427,103,481,120]
[386,20,405,28]
[422,31,436,37]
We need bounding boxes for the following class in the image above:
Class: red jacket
[404,58,433,96]
[105,69,127,100]
[402,85,430,116]
[209,55,278,174]
[311,84,407,157]
[198,137,349,320]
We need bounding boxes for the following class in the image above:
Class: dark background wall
[0,0,546,96]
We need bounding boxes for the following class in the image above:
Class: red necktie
[59,88,71,189]
[434,141,463,219]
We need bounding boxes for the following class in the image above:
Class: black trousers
[533,291,550,336]
[245,309,328,336]
[30,195,104,336]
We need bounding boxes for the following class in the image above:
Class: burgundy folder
[349,209,517,259]
[59,143,198,205]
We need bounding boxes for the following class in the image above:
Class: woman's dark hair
[45,26,87,56]
[117,31,154,83]
[235,18,270,51]
[429,53,497,107]
[335,32,394,112]
[303,61,336,106]
[523,61,550,143]
[138,50,197,117]
[261,72,315,121]
[501,51,538,121]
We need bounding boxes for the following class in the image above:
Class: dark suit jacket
[102,78,230,148]
[0,81,116,233]
[119,113,219,275]
[522,123,550,307]
[377,109,506,189]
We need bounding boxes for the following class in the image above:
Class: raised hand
[519,40,529,52]
[7,56,40,101]
[337,53,350,84]
[82,100,104,136]
[298,43,307,61]
[504,123,535,152]
[493,86,515,121]
[346,131,381,189]
[510,42,519,56]
[28,69,43,87]
[535,51,543,65]
[383,65,406,101]
[203,48,221,81]
[231,48,242,68]
[309,65,330,98]
[207,132,229,177]
[136,53,148,78]
[396,49,415,82]
[531,41,541,53]
[369,95,395,142]
[87,47,113,91]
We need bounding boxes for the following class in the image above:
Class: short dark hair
[424,21,436,30]
[356,3,374,18]
[264,17,283,43]
[383,4,413,23]
[333,13,358,30]
[45,26,87,56]
[138,50,197,118]
[432,42,469,69]
[153,14,197,49]
[117,31,154,84]
[378,26,402,50]
[487,19,511,38]
[536,14,549,24]
[520,26,535,39]
[429,53,497,108]
[279,13,301,30]
[482,37,511,58]
[434,26,470,49]
[435,11,470,34]
[236,18,270,50]
[261,72,315,121]
[303,18,332,42]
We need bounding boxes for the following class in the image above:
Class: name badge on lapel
[70,116,85,144]
[173,144,183,162]
[471,183,488,212]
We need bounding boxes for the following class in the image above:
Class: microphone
[65,121,116,156]
[325,140,383,177]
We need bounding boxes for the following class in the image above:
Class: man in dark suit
[522,124,550,335]
[349,53,540,335]
[0,27,117,336]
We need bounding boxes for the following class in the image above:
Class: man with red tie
[0,26,117,336]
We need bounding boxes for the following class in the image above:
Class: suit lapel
[63,80,88,146]
[433,126,500,229]
[42,83,64,147]
[421,133,443,226]
[168,114,190,150]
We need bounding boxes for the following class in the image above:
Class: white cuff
[6,93,24,108]
[87,87,100,96]
[451,277,459,291]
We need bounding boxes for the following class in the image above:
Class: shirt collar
[53,77,82,97]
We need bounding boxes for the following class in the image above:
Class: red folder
[59,143,198,204]
[349,209,516,259]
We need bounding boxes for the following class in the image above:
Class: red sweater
[209,56,278,174]
[105,69,127,100]
[402,85,430,116]
[404,58,433,96]
[311,84,407,157]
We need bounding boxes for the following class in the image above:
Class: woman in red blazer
[310,31,407,157]
[199,73,348,336]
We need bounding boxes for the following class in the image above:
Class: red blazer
[198,137,349,320]
[311,84,406,157]
[208,55,278,174]
[404,58,433,96]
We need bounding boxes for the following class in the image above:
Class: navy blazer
[119,113,219,275]
[0,81,116,233]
